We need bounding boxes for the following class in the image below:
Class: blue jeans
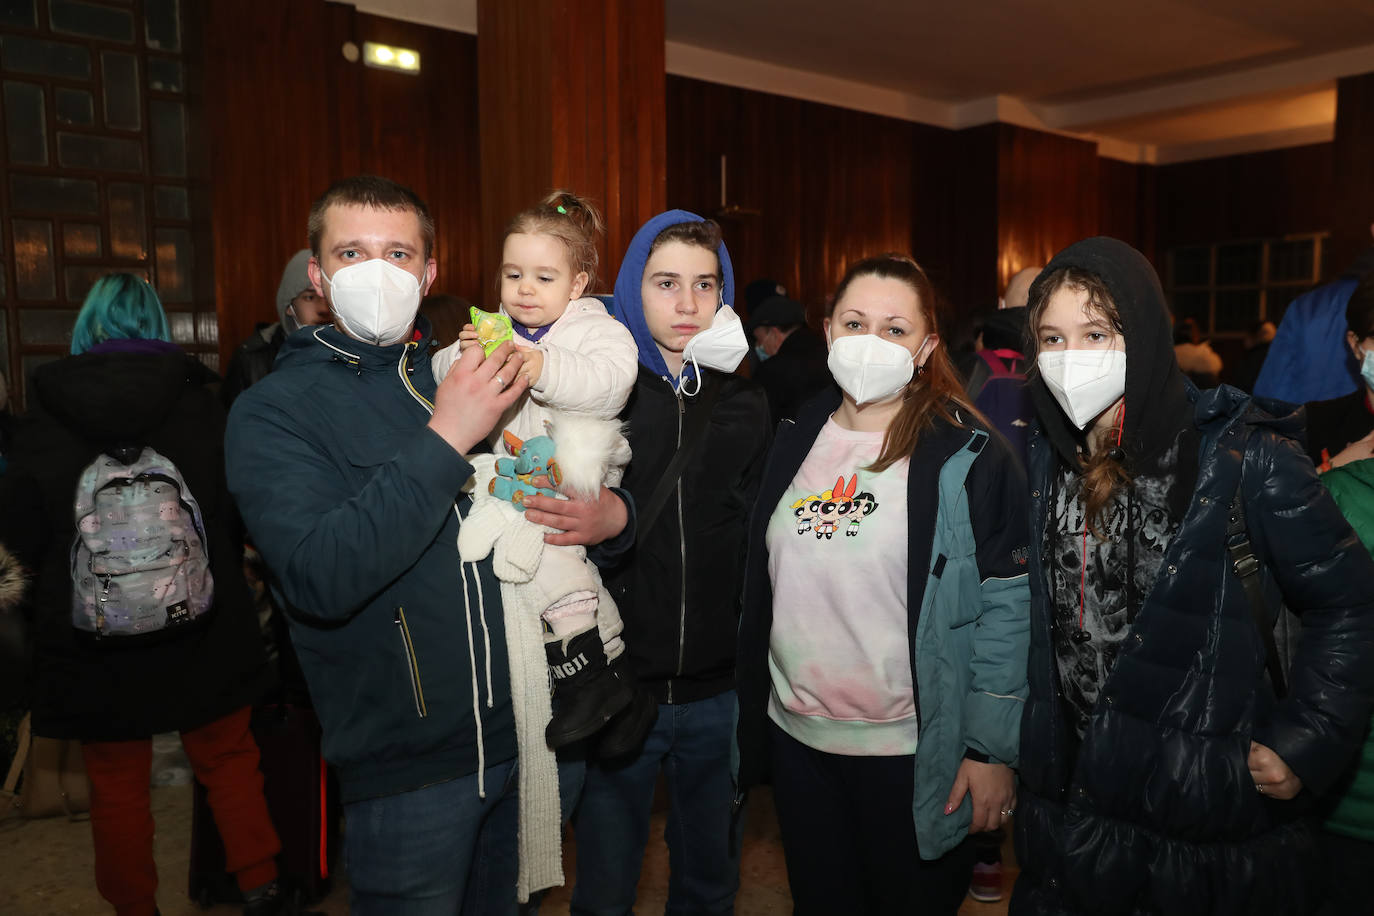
[345,758,519,916]
[570,691,741,916]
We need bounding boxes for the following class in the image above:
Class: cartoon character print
[845,491,879,537]
[792,474,878,541]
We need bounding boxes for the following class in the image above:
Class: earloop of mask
[678,357,703,397]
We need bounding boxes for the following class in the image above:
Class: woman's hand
[1249,741,1302,800]
[945,758,1016,834]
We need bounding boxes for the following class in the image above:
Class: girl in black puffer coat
[1010,238,1374,916]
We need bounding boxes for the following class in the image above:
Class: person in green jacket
[1318,456,1374,916]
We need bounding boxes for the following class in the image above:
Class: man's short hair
[308,175,435,260]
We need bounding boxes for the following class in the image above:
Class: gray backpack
[70,447,214,641]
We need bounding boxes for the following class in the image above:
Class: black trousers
[767,720,975,915]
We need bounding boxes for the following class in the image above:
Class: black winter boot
[545,626,635,748]
[595,678,657,761]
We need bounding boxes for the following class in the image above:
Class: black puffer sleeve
[1246,427,1374,795]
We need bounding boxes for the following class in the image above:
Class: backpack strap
[981,349,1025,378]
[1226,475,1288,698]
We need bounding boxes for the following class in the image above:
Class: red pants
[82,706,280,916]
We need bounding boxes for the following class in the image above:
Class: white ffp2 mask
[321,258,423,346]
[1037,349,1127,429]
[679,306,749,395]
[827,331,931,405]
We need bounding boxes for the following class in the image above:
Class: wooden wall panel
[1330,73,1374,276]
[946,124,1000,319]
[476,0,554,293]
[202,1,482,366]
[996,124,1099,293]
[1154,143,1334,259]
[479,0,665,297]
[665,76,919,330]
[354,14,483,307]
[1098,157,1157,266]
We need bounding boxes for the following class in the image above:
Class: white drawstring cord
[459,561,487,799]
[473,561,493,707]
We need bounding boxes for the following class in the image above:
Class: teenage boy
[571,211,770,915]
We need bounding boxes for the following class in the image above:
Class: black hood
[1028,237,1191,474]
[34,351,213,451]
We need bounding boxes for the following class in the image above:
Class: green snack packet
[470,306,513,356]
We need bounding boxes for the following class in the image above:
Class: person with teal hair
[69,273,172,355]
[0,271,296,913]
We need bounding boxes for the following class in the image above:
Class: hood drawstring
[454,503,493,799]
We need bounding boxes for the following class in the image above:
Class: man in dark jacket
[226,176,629,910]
[571,211,770,915]
[748,294,833,422]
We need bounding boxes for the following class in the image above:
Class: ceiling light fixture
[363,41,420,75]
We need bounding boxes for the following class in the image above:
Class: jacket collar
[277,316,435,374]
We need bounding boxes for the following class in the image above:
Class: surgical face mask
[1037,349,1127,429]
[1361,347,1374,391]
[679,306,748,395]
[754,344,771,363]
[320,258,423,346]
[826,331,933,406]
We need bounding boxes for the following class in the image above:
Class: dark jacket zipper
[394,607,429,717]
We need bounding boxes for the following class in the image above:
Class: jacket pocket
[342,430,408,468]
[394,607,428,718]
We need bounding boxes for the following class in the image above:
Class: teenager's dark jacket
[0,343,271,741]
[225,320,515,804]
[604,209,771,704]
[1012,238,1374,916]
[604,367,769,702]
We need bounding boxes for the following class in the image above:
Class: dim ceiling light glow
[363,41,420,74]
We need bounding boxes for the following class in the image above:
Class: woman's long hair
[829,254,983,473]
[70,273,171,355]
[1027,266,1129,536]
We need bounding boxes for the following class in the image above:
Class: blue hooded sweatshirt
[610,209,736,388]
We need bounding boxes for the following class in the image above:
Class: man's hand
[944,759,1016,834]
[1329,429,1374,470]
[427,341,527,455]
[1249,741,1302,800]
[523,485,628,547]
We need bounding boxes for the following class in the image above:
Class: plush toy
[491,429,562,508]
[470,306,514,356]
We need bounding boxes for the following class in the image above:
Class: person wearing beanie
[221,250,332,407]
[748,294,833,422]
